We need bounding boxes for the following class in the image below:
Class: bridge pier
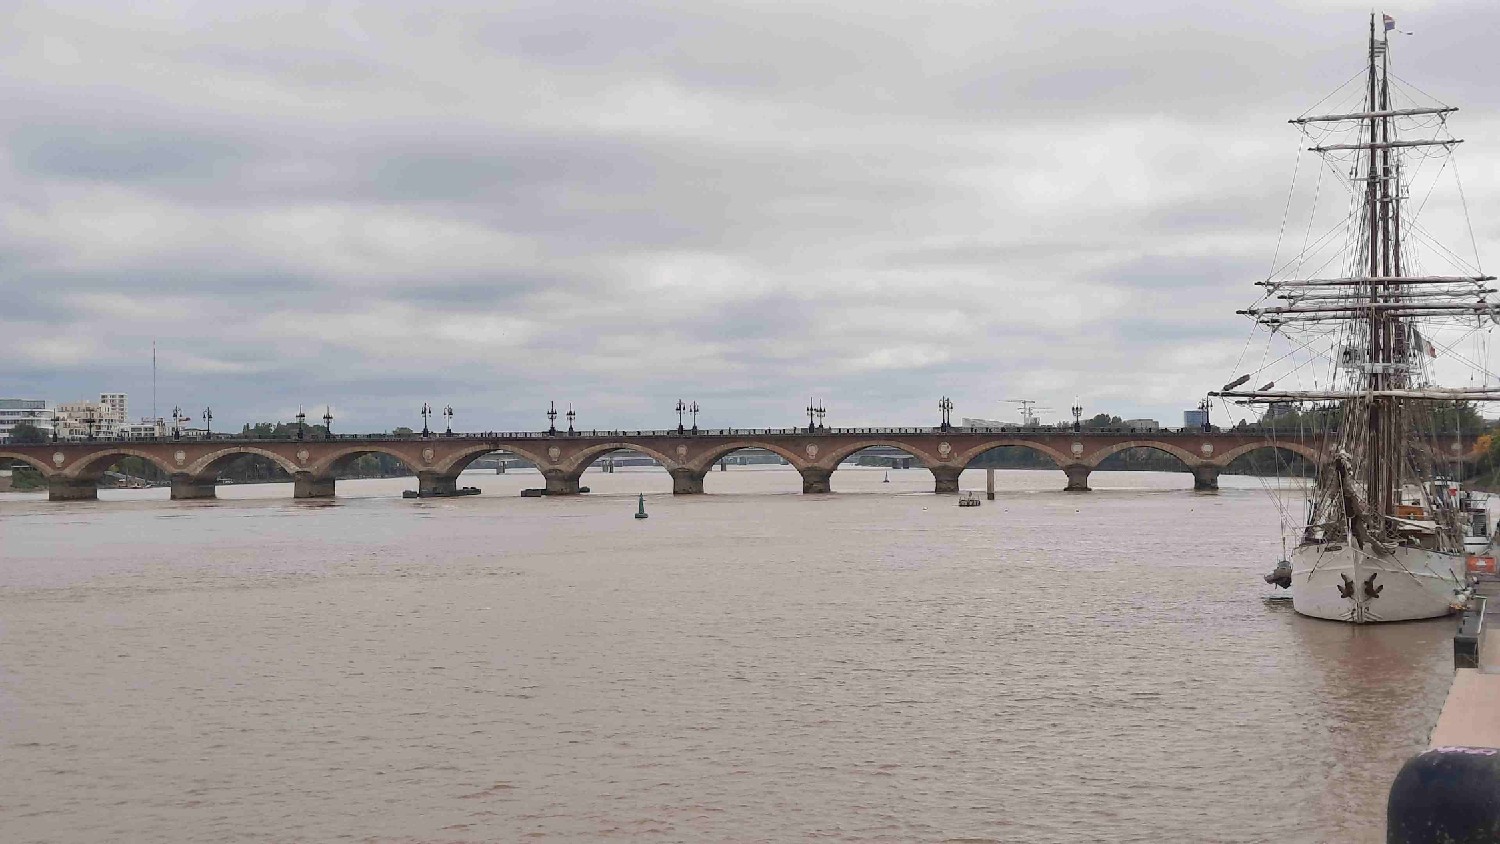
[1192,464,1221,491]
[800,466,832,494]
[48,475,98,501]
[418,471,459,496]
[294,472,335,499]
[931,466,962,494]
[1063,464,1092,492]
[542,469,581,496]
[170,473,217,500]
[669,467,705,495]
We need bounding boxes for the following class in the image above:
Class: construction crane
[1005,399,1051,428]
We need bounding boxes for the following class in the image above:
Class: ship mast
[1211,15,1500,543]
[1363,13,1384,530]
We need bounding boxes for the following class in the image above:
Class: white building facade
[0,399,54,443]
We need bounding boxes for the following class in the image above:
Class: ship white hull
[1290,542,1463,623]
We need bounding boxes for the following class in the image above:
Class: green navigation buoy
[635,493,649,519]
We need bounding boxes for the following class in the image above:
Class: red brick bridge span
[7,428,1476,502]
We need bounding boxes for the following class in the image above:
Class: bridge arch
[0,450,53,475]
[821,440,939,470]
[1085,440,1201,469]
[63,448,177,480]
[1215,441,1323,469]
[184,446,301,479]
[953,440,1071,469]
[561,441,680,475]
[689,441,806,474]
[307,445,423,479]
[434,443,551,476]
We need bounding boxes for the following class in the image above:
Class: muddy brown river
[0,467,1453,842]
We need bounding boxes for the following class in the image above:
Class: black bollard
[1388,746,1500,843]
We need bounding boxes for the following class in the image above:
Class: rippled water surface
[0,467,1455,843]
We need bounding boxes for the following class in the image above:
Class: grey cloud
[3,1,1498,431]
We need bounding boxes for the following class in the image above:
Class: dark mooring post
[1388,747,1500,843]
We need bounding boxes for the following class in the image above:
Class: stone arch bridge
[4,428,1480,502]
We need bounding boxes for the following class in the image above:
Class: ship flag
[1382,14,1412,35]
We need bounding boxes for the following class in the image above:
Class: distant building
[99,393,127,423]
[1123,418,1160,431]
[54,392,131,439]
[1184,409,1209,429]
[122,418,168,438]
[0,398,54,442]
[1263,402,1296,420]
[961,417,1009,428]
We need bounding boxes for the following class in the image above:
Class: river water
[0,467,1455,843]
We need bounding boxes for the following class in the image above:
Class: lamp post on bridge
[566,404,576,435]
[203,407,213,437]
[323,407,333,438]
[170,405,181,440]
[815,400,827,432]
[296,410,307,441]
[806,398,817,434]
[84,413,98,441]
[690,401,699,434]
[676,399,687,434]
[1199,397,1212,433]
[546,401,557,436]
[443,405,454,437]
[1072,402,1083,434]
[938,396,953,432]
[420,403,432,438]
[50,412,60,442]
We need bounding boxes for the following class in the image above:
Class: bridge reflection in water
[1,427,1477,502]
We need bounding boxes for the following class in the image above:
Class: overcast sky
[3,1,1498,433]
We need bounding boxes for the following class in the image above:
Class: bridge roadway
[1,427,1480,502]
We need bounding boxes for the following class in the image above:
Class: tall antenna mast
[152,341,157,421]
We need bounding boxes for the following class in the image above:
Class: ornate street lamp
[676,399,687,434]
[203,407,213,437]
[689,401,700,434]
[546,401,557,436]
[296,409,308,441]
[939,396,953,432]
[323,406,333,437]
[420,403,432,438]
[84,414,98,441]
[443,404,454,437]
[171,405,181,440]
[815,400,827,432]
[806,398,817,434]
[566,404,576,435]
[50,412,60,442]
[1199,397,1212,433]
[1072,401,1083,434]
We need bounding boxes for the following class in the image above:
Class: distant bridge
[1,427,1482,501]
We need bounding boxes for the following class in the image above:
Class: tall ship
[1214,15,1499,623]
